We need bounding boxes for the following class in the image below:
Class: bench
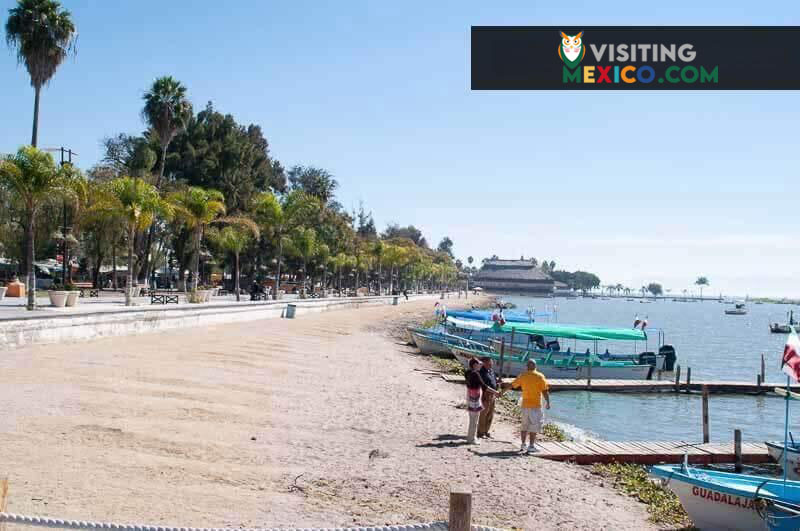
[250,292,266,301]
[78,289,99,298]
[151,293,179,305]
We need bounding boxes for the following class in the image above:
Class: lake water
[498,294,800,443]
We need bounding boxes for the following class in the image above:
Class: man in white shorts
[502,359,551,453]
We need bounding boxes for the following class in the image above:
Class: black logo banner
[471,26,800,90]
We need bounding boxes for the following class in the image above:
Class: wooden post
[448,487,472,531]
[702,385,710,443]
[675,364,682,393]
[761,354,766,384]
[509,328,516,355]
[587,360,592,389]
[686,367,692,393]
[734,429,743,473]
[499,339,506,379]
[757,374,762,392]
[657,369,662,381]
[0,477,8,531]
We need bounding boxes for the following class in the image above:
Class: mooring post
[0,477,8,531]
[499,338,506,379]
[675,364,682,393]
[587,361,592,389]
[761,354,766,384]
[702,384,710,443]
[757,374,762,392]
[657,369,662,381]
[686,367,692,393]
[448,486,472,531]
[734,429,743,473]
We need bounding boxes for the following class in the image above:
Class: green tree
[93,176,169,306]
[437,236,454,257]
[288,165,338,207]
[207,221,259,302]
[254,190,320,299]
[695,276,710,300]
[5,0,77,147]
[647,282,663,297]
[0,146,84,309]
[286,227,318,297]
[371,240,385,294]
[168,186,228,292]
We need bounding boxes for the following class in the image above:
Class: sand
[0,297,658,530]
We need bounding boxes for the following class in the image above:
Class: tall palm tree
[93,176,169,306]
[140,76,192,284]
[695,276,710,300]
[253,190,319,299]
[5,0,77,147]
[168,187,227,292]
[371,240,385,294]
[207,221,259,302]
[286,227,318,298]
[0,146,84,310]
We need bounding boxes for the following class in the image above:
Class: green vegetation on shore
[592,463,693,528]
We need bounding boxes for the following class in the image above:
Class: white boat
[766,441,800,481]
[449,344,652,380]
[650,464,787,530]
[725,303,747,315]
[409,330,451,355]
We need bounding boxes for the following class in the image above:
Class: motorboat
[726,303,747,315]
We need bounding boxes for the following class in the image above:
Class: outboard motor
[545,340,561,352]
[659,345,677,371]
[638,352,657,367]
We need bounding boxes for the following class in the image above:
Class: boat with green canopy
[449,322,666,379]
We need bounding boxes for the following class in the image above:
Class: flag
[781,329,800,382]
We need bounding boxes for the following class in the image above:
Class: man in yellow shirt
[502,359,551,453]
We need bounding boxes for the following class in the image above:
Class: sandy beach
[0,297,656,530]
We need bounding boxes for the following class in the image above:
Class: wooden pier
[533,440,771,465]
[439,374,798,395]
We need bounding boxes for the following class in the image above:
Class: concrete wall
[0,294,441,351]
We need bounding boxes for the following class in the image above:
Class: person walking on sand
[501,359,550,453]
[465,358,498,445]
[477,356,500,439]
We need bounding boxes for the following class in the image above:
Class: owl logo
[558,31,585,69]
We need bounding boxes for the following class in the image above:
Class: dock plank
[533,440,770,465]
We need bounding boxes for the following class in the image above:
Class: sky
[1,0,799,297]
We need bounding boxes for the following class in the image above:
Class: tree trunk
[125,226,135,306]
[234,252,240,302]
[31,85,41,147]
[302,258,308,297]
[25,211,35,311]
[377,261,382,295]
[193,227,201,291]
[112,242,118,289]
[139,143,169,286]
[273,240,283,300]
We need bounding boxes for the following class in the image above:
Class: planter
[204,290,212,303]
[6,281,25,297]
[65,291,80,307]
[48,290,68,308]
[0,287,6,301]
[187,290,212,304]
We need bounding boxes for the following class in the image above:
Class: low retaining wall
[0,294,444,351]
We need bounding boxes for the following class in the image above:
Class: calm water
[500,295,800,443]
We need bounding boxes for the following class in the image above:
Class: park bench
[150,293,179,305]
[73,282,99,298]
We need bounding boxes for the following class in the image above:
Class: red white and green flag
[781,329,800,382]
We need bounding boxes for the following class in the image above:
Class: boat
[726,303,748,315]
[449,322,655,380]
[765,439,800,481]
[771,312,798,334]
[445,309,553,323]
[650,463,800,531]
[408,329,456,355]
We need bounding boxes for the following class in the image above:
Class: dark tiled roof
[482,259,537,267]
[474,267,552,281]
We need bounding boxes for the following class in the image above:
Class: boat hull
[766,442,800,481]
[662,474,763,530]
[450,346,651,380]
[411,332,451,355]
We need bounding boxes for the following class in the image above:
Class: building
[473,258,555,295]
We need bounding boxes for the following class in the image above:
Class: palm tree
[286,227,318,298]
[142,76,192,189]
[207,221,259,302]
[371,240,385,294]
[6,0,77,147]
[332,252,348,294]
[254,190,319,299]
[0,146,84,309]
[382,244,407,294]
[168,187,227,292]
[94,176,169,306]
[695,276,710,300]
[315,243,330,296]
